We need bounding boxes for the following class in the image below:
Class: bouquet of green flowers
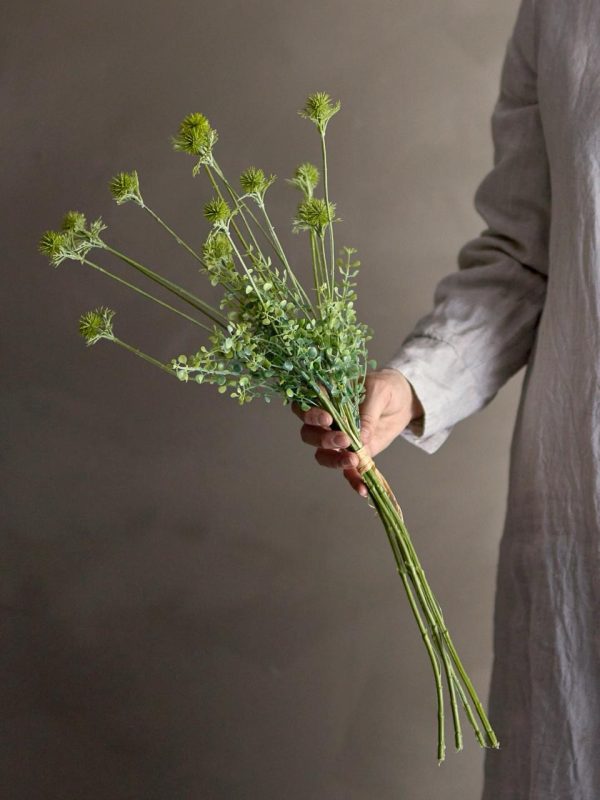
[39,92,498,762]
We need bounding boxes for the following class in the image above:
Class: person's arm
[386,0,550,454]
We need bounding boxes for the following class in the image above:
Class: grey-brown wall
[3,1,521,797]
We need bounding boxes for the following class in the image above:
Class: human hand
[292,368,424,496]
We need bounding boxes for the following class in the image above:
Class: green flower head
[293,197,337,236]
[299,92,341,133]
[39,214,107,266]
[38,229,69,266]
[61,211,87,232]
[78,307,116,346]
[172,112,218,167]
[287,162,320,197]
[109,170,143,205]
[203,196,231,225]
[239,166,276,199]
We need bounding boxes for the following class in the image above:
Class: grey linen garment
[384,0,600,797]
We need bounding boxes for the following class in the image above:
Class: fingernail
[319,414,331,426]
[343,455,357,468]
[334,433,348,447]
[359,486,368,498]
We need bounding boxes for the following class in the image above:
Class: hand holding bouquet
[39,92,499,762]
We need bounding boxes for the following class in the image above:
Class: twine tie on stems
[354,445,404,521]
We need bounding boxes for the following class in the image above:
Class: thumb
[358,379,389,445]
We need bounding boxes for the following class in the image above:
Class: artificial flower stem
[141,204,206,266]
[309,231,323,316]
[312,384,496,754]
[103,245,227,328]
[320,131,336,289]
[209,162,266,258]
[112,337,175,375]
[377,477,498,749]
[256,200,314,311]
[204,165,252,255]
[362,469,446,762]
[82,258,214,333]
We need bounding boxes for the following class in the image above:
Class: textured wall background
[2,0,521,797]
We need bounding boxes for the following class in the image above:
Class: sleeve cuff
[383,333,481,454]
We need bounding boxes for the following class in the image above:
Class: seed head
[61,211,88,232]
[203,196,231,225]
[287,163,320,197]
[293,197,337,236]
[78,307,116,346]
[299,92,341,133]
[239,166,276,199]
[172,112,218,165]
[38,229,69,266]
[109,170,143,205]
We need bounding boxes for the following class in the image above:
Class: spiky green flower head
[286,162,320,198]
[293,197,337,236]
[109,170,143,205]
[38,229,70,266]
[203,196,231,226]
[239,167,276,201]
[39,213,107,266]
[61,210,88,232]
[299,92,341,134]
[78,307,116,346]
[172,112,218,174]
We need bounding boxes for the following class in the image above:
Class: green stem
[374,470,498,749]
[112,337,175,375]
[320,131,335,292]
[311,384,498,754]
[309,231,323,316]
[364,470,445,762]
[204,165,252,257]
[82,258,213,333]
[210,161,265,260]
[226,234,269,313]
[257,199,314,311]
[103,244,227,328]
[318,235,331,299]
[211,159,312,310]
[210,158,314,316]
[141,204,206,266]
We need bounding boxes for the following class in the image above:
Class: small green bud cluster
[78,307,116,346]
[109,170,143,206]
[172,112,219,174]
[299,92,341,134]
[239,167,276,202]
[203,196,232,226]
[286,162,320,198]
[39,212,107,266]
[292,197,337,237]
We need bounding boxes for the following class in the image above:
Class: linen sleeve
[384,0,550,454]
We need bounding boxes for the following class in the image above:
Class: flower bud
[172,112,218,161]
[109,171,143,205]
[298,92,341,133]
[203,196,231,225]
[78,307,115,346]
